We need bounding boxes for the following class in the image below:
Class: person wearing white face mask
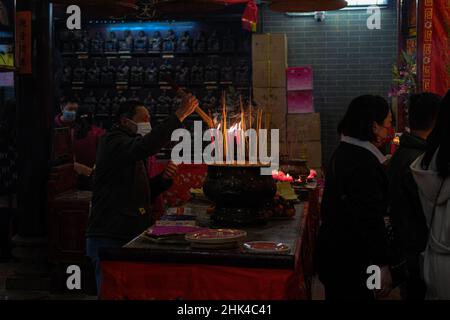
[86,97,198,294]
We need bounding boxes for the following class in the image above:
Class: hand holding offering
[175,93,198,122]
[163,161,178,180]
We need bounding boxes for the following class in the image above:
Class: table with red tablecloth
[99,183,322,300]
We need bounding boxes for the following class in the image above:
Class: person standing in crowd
[411,89,450,299]
[71,106,105,189]
[316,95,393,300]
[387,92,441,299]
[86,95,198,293]
[54,96,79,128]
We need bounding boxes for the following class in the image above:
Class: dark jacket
[316,142,390,283]
[386,132,428,254]
[86,114,181,241]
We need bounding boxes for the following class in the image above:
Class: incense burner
[203,163,276,227]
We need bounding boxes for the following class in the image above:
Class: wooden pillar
[6,0,54,292]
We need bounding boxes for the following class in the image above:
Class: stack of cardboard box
[285,66,322,170]
[252,33,288,143]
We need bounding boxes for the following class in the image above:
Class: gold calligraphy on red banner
[15,11,32,74]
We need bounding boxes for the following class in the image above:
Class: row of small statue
[63,58,250,85]
[72,89,220,115]
[61,29,246,54]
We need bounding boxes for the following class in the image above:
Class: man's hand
[375,266,393,298]
[74,162,93,177]
[162,161,178,180]
[175,93,198,122]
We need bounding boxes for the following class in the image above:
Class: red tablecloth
[100,189,322,300]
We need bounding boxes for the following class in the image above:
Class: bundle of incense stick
[222,92,227,160]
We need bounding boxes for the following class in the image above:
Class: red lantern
[53,0,138,19]
[154,0,228,15]
[270,0,348,13]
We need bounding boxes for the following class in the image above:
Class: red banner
[419,0,450,95]
[15,11,32,74]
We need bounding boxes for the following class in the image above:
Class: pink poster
[288,90,314,114]
[287,66,313,91]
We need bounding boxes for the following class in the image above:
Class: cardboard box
[287,113,321,142]
[252,33,287,64]
[287,66,313,91]
[253,87,287,114]
[287,90,314,113]
[252,60,286,88]
[269,112,287,142]
[286,141,322,168]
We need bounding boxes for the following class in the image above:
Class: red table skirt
[101,261,307,300]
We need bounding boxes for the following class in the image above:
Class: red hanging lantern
[153,0,228,15]
[270,0,348,13]
[53,0,138,19]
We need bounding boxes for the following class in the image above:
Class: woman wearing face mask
[55,96,80,128]
[315,95,394,300]
[71,106,105,189]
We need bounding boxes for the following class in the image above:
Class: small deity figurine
[222,29,235,52]
[72,61,86,83]
[101,63,115,85]
[163,29,177,52]
[157,90,172,114]
[61,31,74,53]
[149,31,163,52]
[112,91,127,114]
[202,90,217,114]
[116,61,130,83]
[134,31,148,52]
[86,60,101,85]
[220,59,234,83]
[118,30,133,52]
[128,90,140,102]
[91,31,104,53]
[144,92,156,113]
[105,31,118,52]
[159,59,173,82]
[83,91,97,112]
[207,30,220,52]
[190,60,204,84]
[76,30,91,53]
[62,65,72,85]
[178,31,192,53]
[235,59,249,84]
[130,62,144,85]
[98,91,111,115]
[144,61,158,84]
[194,31,207,53]
[205,60,219,83]
[175,60,190,84]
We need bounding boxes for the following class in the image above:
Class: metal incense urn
[203,163,277,227]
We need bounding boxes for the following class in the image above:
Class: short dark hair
[408,92,441,131]
[115,100,144,123]
[60,95,79,107]
[338,95,390,141]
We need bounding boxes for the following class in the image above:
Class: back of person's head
[422,89,450,178]
[408,92,441,131]
[74,106,93,140]
[115,100,144,124]
[338,95,390,142]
